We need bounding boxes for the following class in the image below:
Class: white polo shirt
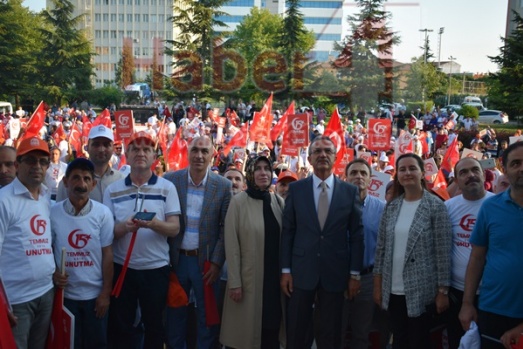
[103,174,181,270]
[0,178,55,304]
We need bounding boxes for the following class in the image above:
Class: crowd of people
[0,99,522,349]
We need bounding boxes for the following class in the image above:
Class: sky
[23,0,507,73]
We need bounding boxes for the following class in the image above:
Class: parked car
[462,102,485,111]
[477,110,509,124]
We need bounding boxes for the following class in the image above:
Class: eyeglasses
[21,157,50,167]
[115,147,122,150]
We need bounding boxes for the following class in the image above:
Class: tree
[0,0,44,105]
[115,41,135,89]
[487,11,523,117]
[38,0,94,104]
[164,0,229,96]
[333,0,400,109]
[404,56,446,101]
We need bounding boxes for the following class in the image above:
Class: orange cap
[126,131,154,146]
[277,170,298,183]
[17,137,50,157]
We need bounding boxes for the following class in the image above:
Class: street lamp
[438,27,444,69]
[448,56,456,104]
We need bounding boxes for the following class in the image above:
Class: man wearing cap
[103,131,181,349]
[0,145,16,188]
[111,141,126,170]
[57,125,124,203]
[164,136,232,349]
[0,137,54,349]
[343,159,388,349]
[51,158,115,348]
[276,170,298,200]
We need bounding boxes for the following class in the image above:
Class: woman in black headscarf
[220,155,285,349]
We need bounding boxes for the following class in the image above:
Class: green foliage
[86,87,124,108]
[333,0,400,110]
[38,0,95,104]
[0,0,44,104]
[460,104,479,119]
[487,11,523,117]
[406,101,433,113]
[404,56,447,101]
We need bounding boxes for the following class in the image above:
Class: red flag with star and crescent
[270,101,295,142]
[249,93,273,147]
[92,109,112,128]
[223,123,248,156]
[17,101,46,143]
[167,129,189,171]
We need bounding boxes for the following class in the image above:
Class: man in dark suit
[281,136,364,349]
[164,136,232,349]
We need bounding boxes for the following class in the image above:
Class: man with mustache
[444,157,493,349]
[459,142,523,349]
[51,158,114,348]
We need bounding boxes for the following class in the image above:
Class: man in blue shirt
[460,141,523,349]
[343,158,388,349]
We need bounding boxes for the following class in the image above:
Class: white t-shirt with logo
[51,200,114,300]
[0,179,55,304]
[45,161,68,196]
[445,192,494,291]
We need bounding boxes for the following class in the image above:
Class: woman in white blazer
[373,153,452,349]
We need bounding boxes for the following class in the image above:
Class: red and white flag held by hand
[92,109,112,128]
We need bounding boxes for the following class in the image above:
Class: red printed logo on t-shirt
[459,214,476,232]
[68,229,92,249]
[30,215,47,236]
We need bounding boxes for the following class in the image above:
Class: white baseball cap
[89,125,114,141]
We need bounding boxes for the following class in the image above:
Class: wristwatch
[438,287,449,295]
[350,274,361,281]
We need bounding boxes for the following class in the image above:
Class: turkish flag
[18,101,46,142]
[92,109,112,128]
[167,129,189,171]
[0,279,16,349]
[270,101,295,142]
[68,123,83,155]
[440,136,460,174]
[52,122,66,145]
[203,261,220,327]
[431,168,450,201]
[334,147,354,177]
[223,123,248,156]
[324,108,346,152]
[249,93,273,146]
[82,113,92,139]
[418,131,429,155]
[226,109,240,127]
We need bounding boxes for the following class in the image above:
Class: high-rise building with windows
[217,0,343,62]
[506,0,523,38]
[47,0,174,87]
[48,0,342,87]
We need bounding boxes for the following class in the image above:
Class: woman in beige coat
[220,155,285,349]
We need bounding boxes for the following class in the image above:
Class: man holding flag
[103,131,181,349]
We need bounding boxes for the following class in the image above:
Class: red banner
[394,130,413,161]
[367,119,391,151]
[114,110,135,141]
[285,114,309,147]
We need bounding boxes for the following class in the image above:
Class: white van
[0,102,13,114]
[463,96,482,104]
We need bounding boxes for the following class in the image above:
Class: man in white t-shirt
[103,131,181,349]
[444,157,493,349]
[45,147,67,201]
[52,158,114,348]
[0,137,54,349]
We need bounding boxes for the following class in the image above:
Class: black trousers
[388,294,430,349]
[286,286,343,349]
[478,310,523,349]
